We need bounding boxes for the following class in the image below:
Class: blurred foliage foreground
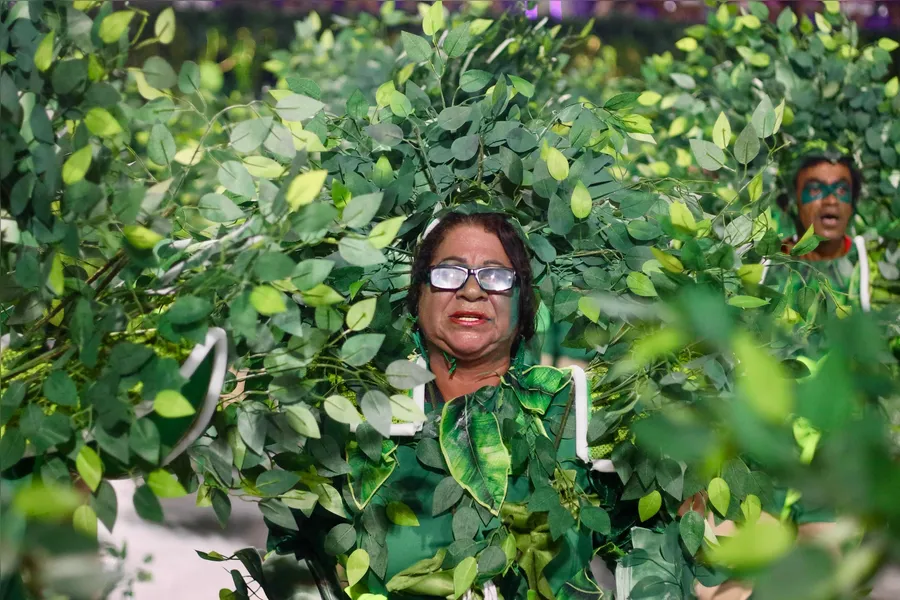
[1,1,899,599]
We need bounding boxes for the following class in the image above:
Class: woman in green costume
[267,212,612,600]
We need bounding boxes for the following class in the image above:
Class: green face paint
[800,179,852,205]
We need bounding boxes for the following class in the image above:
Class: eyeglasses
[801,180,852,205]
[428,265,517,292]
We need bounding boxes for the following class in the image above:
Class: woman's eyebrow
[435,257,510,267]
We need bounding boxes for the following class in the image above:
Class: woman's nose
[457,274,486,300]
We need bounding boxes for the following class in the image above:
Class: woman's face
[795,161,853,243]
[417,224,519,363]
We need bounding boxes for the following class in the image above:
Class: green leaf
[347,89,369,119]
[444,23,472,58]
[437,106,471,131]
[43,371,78,407]
[130,419,161,464]
[76,446,103,492]
[347,298,377,331]
[0,429,25,471]
[507,75,535,99]
[178,61,201,94]
[626,272,657,297]
[361,390,392,437]
[451,135,480,161]
[670,72,696,89]
[73,503,98,537]
[679,510,704,555]
[706,520,794,569]
[638,490,661,522]
[276,94,325,121]
[650,247,684,273]
[217,161,255,198]
[14,483,82,520]
[580,506,611,534]
[143,56,176,89]
[347,445,396,509]
[167,295,212,324]
[256,470,301,497]
[148,124,176,166]
[84,108,122,137]
[339,238,386,267]
[751,96,777,138]
[733,332,793,422]
[385,360,435,389]
[34,31,55,72]
[439,397,509,515]
[389,91,413,118]
[285,404,321,439]
[369,216,406,249]
[734,124,761,165]
[727,295,769,309]
[712,112,731,149]
[366,123,404,146]
[708,477,731,516]
[387,501,420,526]
[604,92,640,111]
[301,284,344,307]
[325,523,357,555]
[314,483,348,518]
[253,252,295,282]
[453,556,478,599]
[293,259,333,291]
[250,285,287,316]
[347,549,370,587]
[154,390,196,418]
[341,334,385,367]
[459,70,492,92]
[98,11,134,44]
[689,139,726,171]
[324,395,361,427]
[777,7,797,31]
[402,31,432,62]
[154,7,176,44]
[545,147,569,181]
[286,170,328,211]
[281,490,318,516]
[199,193,243,222]
[147,469,187,498]
[432,477,465,516]
[63,146,93,185]
[389,394,426,424]
[791,225,821,256]
[343,192,383,228]
[570,181,592,219]
[230,118,272,153]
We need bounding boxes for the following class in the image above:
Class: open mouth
[449,311,490,326]
[819,212,841,227]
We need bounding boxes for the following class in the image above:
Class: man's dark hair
[407,212,536,346]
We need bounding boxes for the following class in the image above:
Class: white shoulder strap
[568,364,616,473]
[853,235,871,312]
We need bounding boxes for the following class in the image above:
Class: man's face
[795,161,854,242]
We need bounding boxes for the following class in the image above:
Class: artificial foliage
[1,2,899,600]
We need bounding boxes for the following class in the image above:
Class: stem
[3,345,69,379]
[413,126,439,194]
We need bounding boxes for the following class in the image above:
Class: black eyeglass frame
[426,265,518,292]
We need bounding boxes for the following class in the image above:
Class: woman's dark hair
[407,212,536,345]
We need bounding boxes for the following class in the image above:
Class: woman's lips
[449,311,490,326]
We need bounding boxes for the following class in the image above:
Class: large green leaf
[347,443,396,510]
[439,396,509,515]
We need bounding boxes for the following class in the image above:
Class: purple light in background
[525,3,538,20]
[550,0,562,20]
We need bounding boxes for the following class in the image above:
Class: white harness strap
[853,235,871,312]
[569,364,616,473]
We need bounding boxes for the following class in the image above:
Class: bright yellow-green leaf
[738,264,764,286]
[706,520,795,569]
[741,494,762,524]
[375,81,396,108]
[48,253,64,296]
[733,332,793,422]
[886,76,899,99]
[131,69,165,100]
[626,272,657,297]
[123,225,164,250]
[73,504,98,537]
[637,91,661,106]
[347,549,370,587]
[741,14,761,29]
[631,327,685,368]
[638,490,661,522]
[84,108,123,137]
[578,295,601,323]
[369,216,406,249]
[242,156,284,178]
[454,556,477,599]
[675,37,697,52]
[879,37,900,52]
[250,285,287,316]
[147,469,188,498]
[98,11,134,44]
[301,284,344,307]
[669,201,697,234]
[286,170,328,211]
[76,446,103,492]
[423,1,445,36]
[389,394,427,424]
[621,114,653,134]
[174,141,204,166]
[708,477,731,516]
[545,147,569,181]
[285,121,327,151]
[650,247,684,273]
[570,181,592,219]
[154,7,176,45]
[712,112,731,149]
[716,3,730,25]
[34,31,55,72]
[346,298,377,331]
[750,52,770,68]
[62,146,93,185]
[814,13,832,33]
[748,172,763,203]
[14,483,83,520]
[154,389,196,418]
[386,501,420,526]
[824,0,840,13]
[285,404,321,439]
